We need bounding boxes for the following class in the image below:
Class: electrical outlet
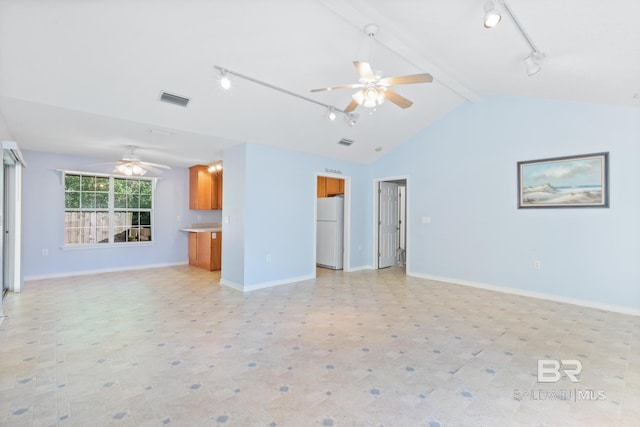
[534,260,542,270]
[266,254,271,263]
[42,249,48,256]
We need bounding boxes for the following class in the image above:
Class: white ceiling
[0,0,639,168]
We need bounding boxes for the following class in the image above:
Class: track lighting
[524,52,542,76]
[213,65,357,127]
[219,70,231,90]
[483,1,502,28]
[208,160,223,173]
[484,1,543,77]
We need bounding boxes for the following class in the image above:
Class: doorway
[375,178,407,270]
[315,175,350,272]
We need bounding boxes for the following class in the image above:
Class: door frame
[373,175,409,271]
[313,173,351,274]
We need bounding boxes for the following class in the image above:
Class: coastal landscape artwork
[518,152,609,208]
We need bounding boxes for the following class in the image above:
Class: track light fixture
[483,1,502,28]
[484,1,544,77]
[524,52,542,76]
[213,65,358,126]
[207,160,223,173]
[219,69,231,90]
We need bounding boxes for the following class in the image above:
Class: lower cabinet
[188,231,222,271]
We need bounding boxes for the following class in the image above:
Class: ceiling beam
[319,0,481,103]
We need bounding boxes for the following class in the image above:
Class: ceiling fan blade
[353,61,374,80]
[140,161,171,170]
[380,73,433,86]
[142,164,163,174]
[344,99,360,113]
[311,83,363,93]
[88,160,122,165]
[384,89,413,109]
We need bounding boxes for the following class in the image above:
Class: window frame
[61,170,157,248]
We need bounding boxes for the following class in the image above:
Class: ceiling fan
[92,145,171,176]
[310,24,433,113]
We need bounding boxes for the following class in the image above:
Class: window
[64,172,154,245]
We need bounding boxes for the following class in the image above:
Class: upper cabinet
[317,176,344,198]
[189,165,223,210]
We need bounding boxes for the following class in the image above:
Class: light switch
[421,216,431,224]
[224,216,230,224]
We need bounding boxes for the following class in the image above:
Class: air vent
[338,138,354,147]
[159,91,190,107]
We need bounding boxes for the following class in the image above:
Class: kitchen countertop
[179,223,222,233]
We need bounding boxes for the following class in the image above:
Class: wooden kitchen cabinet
[212,171,223,210]
[317,176,344,197]
[189,165,223,210]
[188,232,198,265]
[188,231,222,271]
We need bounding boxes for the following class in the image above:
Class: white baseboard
[219,278,243,291]
[221,274,315,293]
[408,272,640,316]
[347,265,373,272]
[24,261,188,282]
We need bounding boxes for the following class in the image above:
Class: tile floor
[0,266,639,427]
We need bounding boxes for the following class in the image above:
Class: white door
[378,182,399,268]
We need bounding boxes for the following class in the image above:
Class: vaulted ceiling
[0,0,638,168]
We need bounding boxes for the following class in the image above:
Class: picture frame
[517,152,609,209]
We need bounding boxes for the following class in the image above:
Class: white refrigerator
[316,197,344,269]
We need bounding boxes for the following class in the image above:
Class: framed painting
[517,152,609,208]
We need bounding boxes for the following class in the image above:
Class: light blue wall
[371,96,640,311]
[220,144,246,286]
[20,96,640,311]
[21,150,220,279]
[225,143,371,290]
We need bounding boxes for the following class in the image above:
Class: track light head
[327,107,337,121]
[483,1,502,28]
[524,52,542,76]
[346,113,357,127]
[219,70,231,90]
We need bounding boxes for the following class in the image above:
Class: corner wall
[223,143,371,291]
[372,96,640,312]
[21,150,220,279]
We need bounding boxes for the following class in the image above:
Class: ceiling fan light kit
[91,145,171,176]
[484,1,544,76]
[117,163,147,176]
[310,25,433,113]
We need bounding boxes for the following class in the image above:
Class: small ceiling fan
[91,145,171,176]
[311,24,433,113]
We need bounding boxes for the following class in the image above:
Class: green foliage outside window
[64,173,153,245]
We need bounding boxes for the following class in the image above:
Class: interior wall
[237,143,371,290]
[371,95,640,312]
[21,150,220,279]
[220,144,246,287]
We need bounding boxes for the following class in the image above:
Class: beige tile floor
[0,266,639,427]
